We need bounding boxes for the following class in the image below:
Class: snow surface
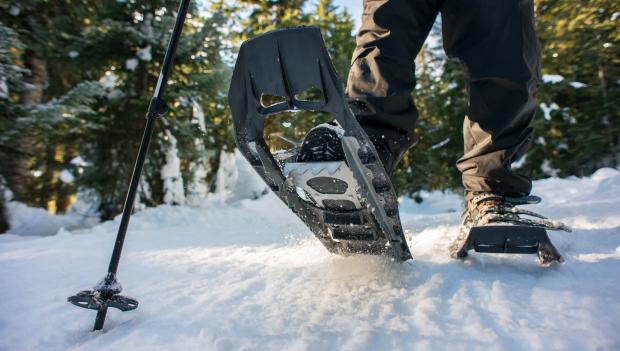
[1,169,620,350]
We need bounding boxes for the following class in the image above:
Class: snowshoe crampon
[228,26,412,261]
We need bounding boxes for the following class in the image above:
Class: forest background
[0,0,618,231]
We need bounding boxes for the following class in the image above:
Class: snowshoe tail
[228,27,412,261]
[450,225,563,265]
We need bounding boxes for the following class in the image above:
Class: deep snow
[1,169,620,350]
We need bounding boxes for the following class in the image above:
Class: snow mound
[1,170,620,350]
[213,150,268,202]
[5,201,97,237]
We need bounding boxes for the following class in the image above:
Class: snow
[186,100,210,207]
[70,156,88,166]
[541,159,559,177]
[0,76,8,99]
[9,5,20,16]
[137,45,152,61]
[539,102,559,120]
[161,131,186,205]
[125,58,139,71]
[569,81,588,89]
[5,201,96,237]
[430,137,450,150]
[1,168,620,350]
[214,150,268,201]
[59,169,75,184]
[99,71,119,89]
[542,74,564,84]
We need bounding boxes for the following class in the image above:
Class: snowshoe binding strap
[469,193,572,232]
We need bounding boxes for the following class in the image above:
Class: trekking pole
[68,0,192,331]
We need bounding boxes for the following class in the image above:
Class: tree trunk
[5,53,48,201]
[0,200,8,234]
[0,53,48,229]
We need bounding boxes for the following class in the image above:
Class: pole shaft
[106,0,191,276]
[106,115,157,275]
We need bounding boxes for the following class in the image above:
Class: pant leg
[346,0,439,133]
[441,0,541,198]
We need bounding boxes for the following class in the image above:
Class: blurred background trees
[0,0,618,228]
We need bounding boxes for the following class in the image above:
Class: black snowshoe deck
[451,225,563,264]
[228,27,412,261]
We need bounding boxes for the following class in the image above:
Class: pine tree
[68,1,230,218]
[1,1,230,219]
[0,1,106,214]
[519,0,620,179]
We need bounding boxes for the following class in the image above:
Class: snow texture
[1,169,620,350]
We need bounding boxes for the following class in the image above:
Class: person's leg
[346,0,439,175]
[441,0,541,199]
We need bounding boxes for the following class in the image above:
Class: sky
[334,0,363,30]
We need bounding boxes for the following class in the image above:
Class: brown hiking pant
[346,0,541,197]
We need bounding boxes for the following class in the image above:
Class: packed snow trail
[1,169,620,351]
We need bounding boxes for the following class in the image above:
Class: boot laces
[465,193,572,232]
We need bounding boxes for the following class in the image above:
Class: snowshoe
[450,193,571,264]
[228,26,412,261]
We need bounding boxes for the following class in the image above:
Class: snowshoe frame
[228,27,412,261]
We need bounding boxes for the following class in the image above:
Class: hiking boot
[297,123,345,162]
[461,192,571,232]
[297,121,416,177]
[362,125,417,177]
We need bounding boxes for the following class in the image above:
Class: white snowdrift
[1,169,620,351]
[5,201,99,237]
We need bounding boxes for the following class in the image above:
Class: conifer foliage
[1,1,229,220]
[0,0,618,229]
